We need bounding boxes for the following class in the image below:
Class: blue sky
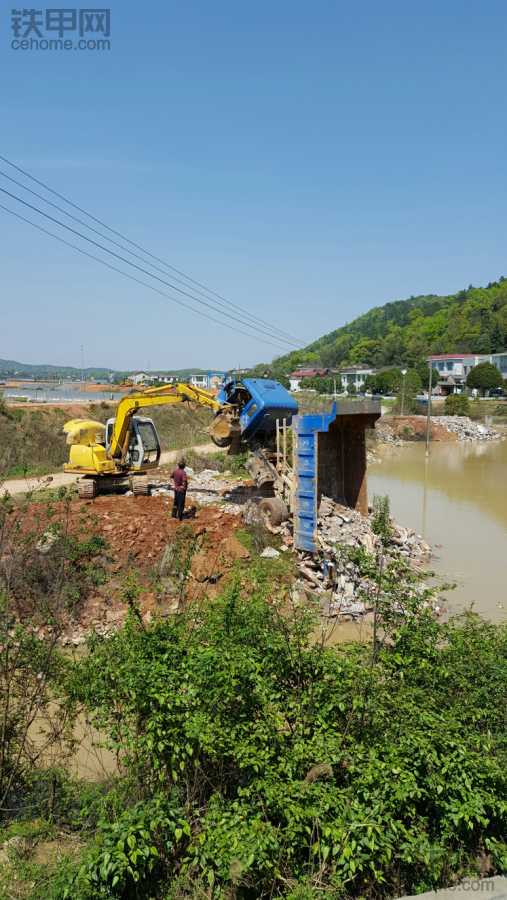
[1,0,506,372]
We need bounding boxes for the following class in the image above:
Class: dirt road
[0,443,219,497]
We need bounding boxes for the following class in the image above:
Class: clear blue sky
[1,0,506,372]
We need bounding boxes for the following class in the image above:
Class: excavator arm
[109,383,223,462]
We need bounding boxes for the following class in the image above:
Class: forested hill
[255,278,507,381]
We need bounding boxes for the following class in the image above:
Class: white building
[129,372,149,384]
[287,369,329,391]
[491,352,507,377]
[152,374,178,384]
[427,353,507,391]
[340,366,375,390]
[189,373,208,388]
[189,373,226,389]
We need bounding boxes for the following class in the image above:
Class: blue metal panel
[292,401,381,552]
[294,415,318,552]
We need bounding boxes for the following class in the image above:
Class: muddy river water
[368,437,507,623]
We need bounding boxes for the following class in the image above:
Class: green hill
[255,278,507,382]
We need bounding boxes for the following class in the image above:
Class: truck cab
[217,378,298,441]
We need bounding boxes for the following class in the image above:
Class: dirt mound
[18,495,247,642]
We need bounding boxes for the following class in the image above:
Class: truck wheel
[77,479,97,500]
[257,498,289,527]
[211,434,233,448]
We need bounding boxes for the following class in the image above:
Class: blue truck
[209,379,380,550]
[209,377,299,449]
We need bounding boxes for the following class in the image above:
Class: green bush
[65,583,507,900]
[444,393,470,416]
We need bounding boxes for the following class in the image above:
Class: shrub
[444,393,470,416]
[466,362,503,396]
[66,585,507,899]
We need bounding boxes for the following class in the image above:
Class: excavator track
[77,479,98,500]
[131,476,150,497]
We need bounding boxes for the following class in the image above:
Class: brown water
[368,438,507,623]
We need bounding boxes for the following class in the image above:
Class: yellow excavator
[63,383,222,500]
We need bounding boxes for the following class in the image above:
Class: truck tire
[211,434,233,448]
[77,479,97,500]
[257,498,289,527]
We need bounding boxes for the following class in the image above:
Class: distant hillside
[0,358,111,379]
[253,278,507,383]
[0,360,214,380]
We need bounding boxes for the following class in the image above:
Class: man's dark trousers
[172,490,186,521]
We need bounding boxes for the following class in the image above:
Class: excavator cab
[105,415,160,470]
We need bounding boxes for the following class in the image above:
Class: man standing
[170,458,188,521]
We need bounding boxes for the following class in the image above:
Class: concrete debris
[376,426,405,447]
[36,530,58,553]
[260,546,280,559]
[376,416,500,446]
[149,470,258,516]
[433,416,500,442]
[293,495,438,622]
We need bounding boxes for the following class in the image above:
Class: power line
[0,168,305,349]
[0,185,300,351]
[0,154,305,347]
[0,201,289,352]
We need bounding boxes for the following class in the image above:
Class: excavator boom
[109,383,222,462]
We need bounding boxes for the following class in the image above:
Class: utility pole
[425,362,432,457]
[400,368,407,416]
[81,346,84,384]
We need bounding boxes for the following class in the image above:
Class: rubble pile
[433,416,500,441]
[259,494,437,622]
[376,424,405,446]
[147,470,257,516]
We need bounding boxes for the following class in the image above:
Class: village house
[340,365,375,390]
[288,368,330,391]
[427,353,507,393]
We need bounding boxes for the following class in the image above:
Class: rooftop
[289,370,327,378]
[427,354,479,360]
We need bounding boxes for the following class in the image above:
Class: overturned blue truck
[208,377,381,552]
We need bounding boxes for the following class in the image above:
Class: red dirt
[380,416,459,441]
[19,495,247,637]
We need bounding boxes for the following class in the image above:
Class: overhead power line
[0,201,290,352]
[0,154,305,348]
[0,185,300,351]
[0,168,304,348]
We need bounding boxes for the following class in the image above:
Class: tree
[416,365,438,390]
[444,393,470,415]
[367,368,403,395]
[490,320,506,353]
[346,382,357,395]
[300,375,338,394]
[466,361,504,396]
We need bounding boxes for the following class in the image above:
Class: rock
[3,835,30,860]
[159,541,176,576]
[261,546,280,559]
[299,564,320,585]
[190,549,223,582]
[185,467,195,475]
[224,535,250,560]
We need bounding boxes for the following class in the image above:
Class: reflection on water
[368,438,507,622]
